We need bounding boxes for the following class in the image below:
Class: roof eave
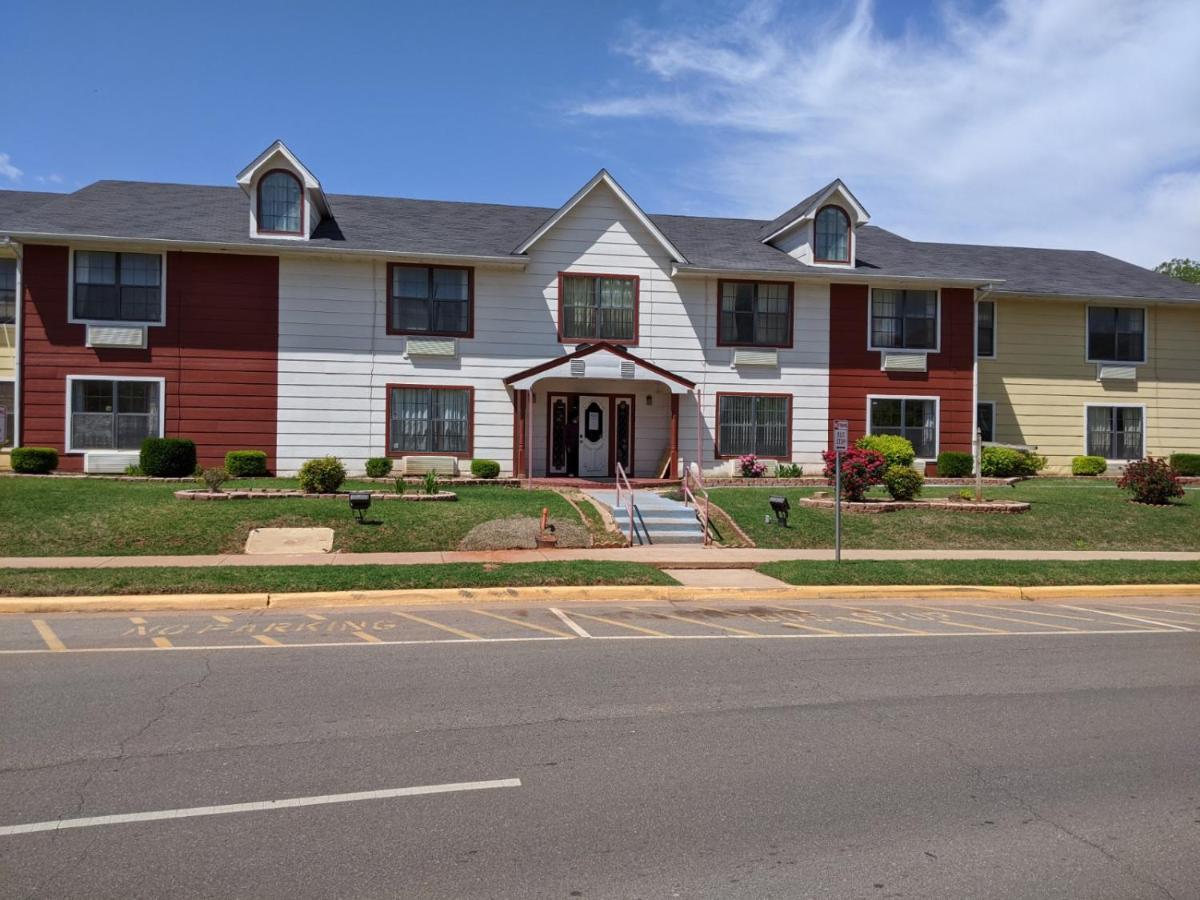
[672,263,1003,288]
[989,288,1200,305]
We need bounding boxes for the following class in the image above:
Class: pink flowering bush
[821,448,888,501]
[1117,457,1184,505]
[739,454,767,478]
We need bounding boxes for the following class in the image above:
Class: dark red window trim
[255,169,305,237]
[556,272,640,346]
[713,391,793,461]
[813,204,851,264]
[385,262,475,339]
[384,383,475,460]
[715,278,795,348]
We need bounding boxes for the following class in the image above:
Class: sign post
[833,420,849,563]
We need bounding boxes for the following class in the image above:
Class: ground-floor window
[0,380,13,448]
[976,401,995,443]
[716,393,790,458]
[67,377,162,451]
[868,396,938,458]
[388,385,472,455]
[1086,405,1143,460]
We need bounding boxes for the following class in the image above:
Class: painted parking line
[982,605,1104,624]
[549,607,592,638]
[0,778,522,838]
[391,611,483,641]
[835,614,931,635]
[151,637,174,649]
[1119,605,1200,623]
[638,608,761,637]
[912,605,1076,632]
[253,634,283,646]
[30,619,66,652]
[1060,606,1195,631]
[569,611,670,638]
[470,609,574,638]
[767,608,845,635]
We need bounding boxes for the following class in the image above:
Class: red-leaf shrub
[822,448,888,501]
[1117,457,1184,505]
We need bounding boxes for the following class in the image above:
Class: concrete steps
[584,490,706,545]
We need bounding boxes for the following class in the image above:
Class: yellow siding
[0,324,14,377]
[979,298,1200,473]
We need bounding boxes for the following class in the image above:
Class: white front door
[578,395,609,477]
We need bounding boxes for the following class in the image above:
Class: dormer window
[257,170,303,235]
[814,205,851,263]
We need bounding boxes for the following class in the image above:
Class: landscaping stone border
[5,472,518,486]
[174,489,457,501]
[798,497,1030,514]
[705,476,1023,487]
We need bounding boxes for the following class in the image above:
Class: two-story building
[2,141,1198,477]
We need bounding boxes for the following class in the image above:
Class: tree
[1155,258,1200,284]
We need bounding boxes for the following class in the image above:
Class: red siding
[19,245,278,471]
[828,284,974,454]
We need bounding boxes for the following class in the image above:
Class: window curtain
[597,277,634,340]
[391,388,469,453]
[562,276,595,338]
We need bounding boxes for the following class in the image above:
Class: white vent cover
[570,359,586,377]
[881,352,927,372]
[733,348,779,368]
[406,337,457,358]
[619,360,636,378]
[86,325,147,349]
[84,451,138,474]
[1097,364,1137,382]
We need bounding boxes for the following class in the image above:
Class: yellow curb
[0,593,269,614]
[1019,584,1200,600]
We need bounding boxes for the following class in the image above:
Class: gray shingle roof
[3,181,1198,302]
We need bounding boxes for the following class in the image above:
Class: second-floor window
[257,170,303,235]
[870,289,938,351]
[388,264,473,337]
[559,274,637,343]
[718,280,793,347]
[72,251,163,324]
[814,205,851,263]
[1087,306,1144,363]
[0,259,15,325]
[977,300,995,358]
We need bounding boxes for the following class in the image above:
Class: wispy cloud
[576,0,1200,267]
[0,153,22,182]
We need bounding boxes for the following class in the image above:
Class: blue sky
[5,0,1198,266]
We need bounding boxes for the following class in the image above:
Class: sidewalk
[2,546,1199,569]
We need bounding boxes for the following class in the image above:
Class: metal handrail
[681,461,712,546]
[614,462,637,545]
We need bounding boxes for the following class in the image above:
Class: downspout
[2,237,22,449]
[972,282,999,475]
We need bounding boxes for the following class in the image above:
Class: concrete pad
[662,568,792,588]
[244,528,334,555]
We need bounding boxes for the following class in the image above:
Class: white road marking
[549,607,592,638]
[1060,606,1194,631]
[0,778,522,837]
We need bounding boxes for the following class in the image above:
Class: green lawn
[0,479,579,556]
[759,559,1200,586]
[709,479,1200,551]
[0,562,678,597]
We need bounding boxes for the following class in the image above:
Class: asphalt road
[2,599,1199,899]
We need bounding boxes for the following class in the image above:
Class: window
[257,170,303,234]
[814,205,850,263]
[559,274,637,343]
[977,300,995,358]
[976,402,995,443]
[72,251,163,324]
[1087,307,1145,363]
[870,289,938,351]
[0,258,15,325]
[388,264,473,337]
[0,381,13,448]
[388,386,472,456]
[716,394,791,459]
[1087,406,1143,460]
[717,280,793,347]
[868,397,938,458]
[68,378,161,451]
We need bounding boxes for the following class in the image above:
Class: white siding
[277,181,830,475]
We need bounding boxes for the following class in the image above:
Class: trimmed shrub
[140,438,197,478]
[855,434,916,470]
[821,448,888,502]
[365,457,394,478]
[1118,457,1184,505]
[980,445,1045,478]
[297,456,346,494]
[1168,453,1200,477]
[1071,455,1108,476]
[225,450,268,478]
[470,459,501,479]
[936,451,974,478]
[883,464,924,501]
[10,447,58,474]
[198,467,229,493]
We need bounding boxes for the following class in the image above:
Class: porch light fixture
[349,491,372,524]
[768,495,790,527]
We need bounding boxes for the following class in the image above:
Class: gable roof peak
[236,140,329,217]
[759,178,869,244]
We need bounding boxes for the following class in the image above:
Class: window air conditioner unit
[86,325,147,349]
[406,337,458,358]
[1097,364,1136,382]
[733,348,779,367]
[881,351,927,372]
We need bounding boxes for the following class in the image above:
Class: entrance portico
[505,344,695,479]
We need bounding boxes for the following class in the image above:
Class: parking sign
[833,420,849,452]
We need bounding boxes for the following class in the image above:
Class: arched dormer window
[257,170,304,235]
[814,205,851,263]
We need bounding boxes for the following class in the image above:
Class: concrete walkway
[1,547,1198,569]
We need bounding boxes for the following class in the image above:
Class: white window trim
[865,394,941,462]
[0,376,14,448]
[1082,403,1147,461]
[808,205,855,269]
[867,287,942,354]
[64,374,166,454]
[976,400,996,443]
[1084,303,1147,366]
[976,298,997,360]
[67,248,168,328]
